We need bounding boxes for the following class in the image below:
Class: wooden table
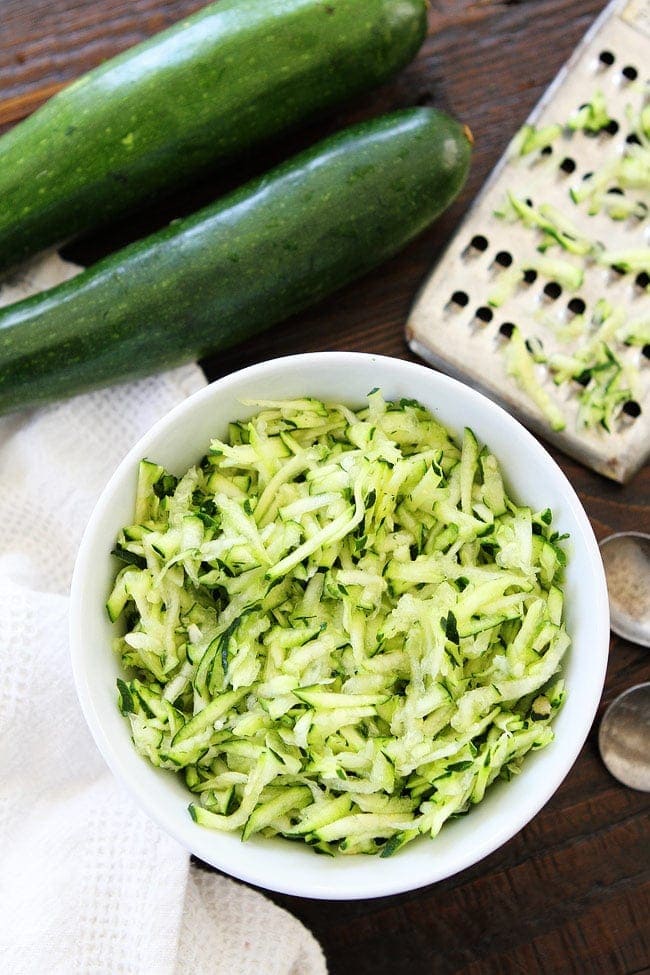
[3,1,649,972]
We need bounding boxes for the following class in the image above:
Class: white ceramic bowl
[70,352,609,900]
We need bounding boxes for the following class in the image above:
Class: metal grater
[407,0,650,482]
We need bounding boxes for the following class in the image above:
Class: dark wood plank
[2,2,649,973]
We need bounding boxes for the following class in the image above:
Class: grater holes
[599,50,615,66]
[615,401,643,433]
[603,119,619,136]
[622,65,638,81]
[607,186,624,195]
[540,145,553,157]
[475,306,494,323]
[642,345,650,360]
[499,322,515,338]
[468,234,489,254]
[622,400,641,418]
[525,336,544,355]
[450,290,469,308]
[568,297,586,315]
[494,250,513,268]
[522,269,538,285]
[574,370,591,387]
[543,282,562,300]
[560,156,576,174]
[626,132,642,146]
[636,272,650,290]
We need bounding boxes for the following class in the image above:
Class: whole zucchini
[0,0,427,273]
[0,108,472,414]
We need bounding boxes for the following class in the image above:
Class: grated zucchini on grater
[407,0,650,482]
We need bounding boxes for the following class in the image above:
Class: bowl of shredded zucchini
[70,352,609,899]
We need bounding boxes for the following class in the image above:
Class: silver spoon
[597,531,650,791]
[599,531,650,648]
[598,683,650,792]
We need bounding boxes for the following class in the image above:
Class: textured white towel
[0,254,327,975]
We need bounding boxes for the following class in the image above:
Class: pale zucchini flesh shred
[109,393,569,856]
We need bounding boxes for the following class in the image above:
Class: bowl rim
[70,351,609,899]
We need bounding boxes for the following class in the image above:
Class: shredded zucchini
[510,123,563,157]
[567,89,613,133]
[109,394,570,856]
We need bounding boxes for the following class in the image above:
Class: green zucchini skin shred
[0,0,427,272]
[0,107,471,415]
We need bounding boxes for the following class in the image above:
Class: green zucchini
[0,0,427,272]
[0,107,472,414]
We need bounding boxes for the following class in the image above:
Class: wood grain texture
[2,1,648,972]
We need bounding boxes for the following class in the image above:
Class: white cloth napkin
[0,254,327,975]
